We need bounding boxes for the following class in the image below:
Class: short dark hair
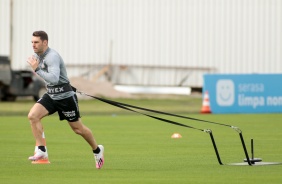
[32,31,48,41]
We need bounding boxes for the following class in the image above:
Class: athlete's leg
[68,119,98,150]
[68,119,104,169]
[27,103,49,146]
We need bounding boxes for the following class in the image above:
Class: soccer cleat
[94,145,104,169]
[28,149,48,161]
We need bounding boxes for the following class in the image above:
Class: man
[27,31,104,169]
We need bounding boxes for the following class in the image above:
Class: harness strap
[47,83,73,94]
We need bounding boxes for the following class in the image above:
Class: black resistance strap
[74,88,250,166]
[74,87,237,132]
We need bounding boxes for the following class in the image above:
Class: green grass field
[1,97,282,184]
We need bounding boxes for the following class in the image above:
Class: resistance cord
[74,87,256,165]
[74,88,239,132]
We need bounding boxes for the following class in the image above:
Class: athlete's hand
[27,56,39,71]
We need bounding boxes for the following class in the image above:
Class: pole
[9,0,13,63]
[251,139,254,160]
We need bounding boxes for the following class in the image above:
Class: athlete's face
[31,36,47,55]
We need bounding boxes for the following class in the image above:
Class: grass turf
[0,99,282,183]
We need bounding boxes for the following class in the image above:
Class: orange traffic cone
[201,91,211,114]
[32,132,50,164]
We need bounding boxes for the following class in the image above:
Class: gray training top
[34,47,75,100]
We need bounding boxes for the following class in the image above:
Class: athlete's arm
[36,55,60,85]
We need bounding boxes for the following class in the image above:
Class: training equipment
[94,145,104,169]
[171,133,182,138]
[74,88,282,166]
[29,131,50,164]
[201,91,211,113]
[208,128,282,166]
[243,139,262,164]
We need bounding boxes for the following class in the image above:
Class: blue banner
[203,74,282,113]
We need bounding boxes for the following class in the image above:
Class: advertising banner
[203,74,282,113]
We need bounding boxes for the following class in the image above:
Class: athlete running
[26,30,104,169]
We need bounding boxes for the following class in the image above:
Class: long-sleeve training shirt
[34,47,75,100]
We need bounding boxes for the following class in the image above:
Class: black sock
[38,146,46,152]
[93,147,100,154]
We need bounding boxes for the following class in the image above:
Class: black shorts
[37,93,81,122]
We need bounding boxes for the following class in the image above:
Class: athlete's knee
[28,104,48,123]
[27,111,40,123]
[72,127,83,135]
[71,124,89,136]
